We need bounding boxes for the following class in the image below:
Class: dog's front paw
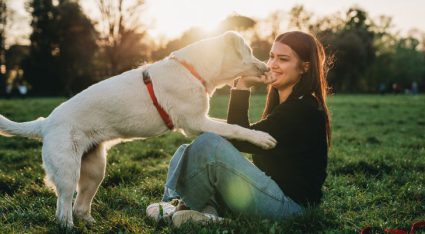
[56,218,74,229]
[251,130,277,150]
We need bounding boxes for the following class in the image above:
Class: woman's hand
[234,72,275,90]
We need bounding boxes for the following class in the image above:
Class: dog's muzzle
[255,61,269,73]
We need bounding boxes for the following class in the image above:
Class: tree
[24,0,99,96]
[217,14,256,32]
[390,37,425,87]
[361,15,396,91]
[57,0,98,96]
[318,7,376,92]
[251,34,271,62]
[151,27,208,61]
[96,0,149,76]
[288,5,313,32]
[260,10,284,43]
[3,45,29,97]
[24,0,61,96]
[0,0,6,96]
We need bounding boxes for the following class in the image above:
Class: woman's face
[266,42,304,90]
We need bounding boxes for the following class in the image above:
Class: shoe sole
[172,210,211,228]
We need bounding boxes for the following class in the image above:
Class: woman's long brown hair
[261,31,332,146]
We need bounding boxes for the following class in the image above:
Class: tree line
[0,0,424,97]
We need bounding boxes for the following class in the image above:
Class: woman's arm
[227,89,251,128]
[226,89,264,154]
[226,88,284,155]
[226,89,314,155]
[226,73,292,154]
[227,73,274,128]
[226,75,273,154]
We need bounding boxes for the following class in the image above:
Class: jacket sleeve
[227,89,251,128]
[226,89,285,154]
[226,89,314,155]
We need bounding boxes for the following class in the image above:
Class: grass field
[0,94,424,233]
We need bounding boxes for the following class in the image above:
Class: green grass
[0,94,424,233]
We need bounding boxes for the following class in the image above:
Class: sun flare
[145,0,234,38]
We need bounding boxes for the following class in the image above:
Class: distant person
[411,81,418,95]
[378,83,386,94]
[5,83,13,99]
[17,81,28,98]
[146,31,331,227]
[392,83,402,94]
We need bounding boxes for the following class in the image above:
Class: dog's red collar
[143,71,174,130]
[170,56,208,93]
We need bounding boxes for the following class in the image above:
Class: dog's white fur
[0,31,276,227]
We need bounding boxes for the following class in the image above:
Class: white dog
[0,31,276,227]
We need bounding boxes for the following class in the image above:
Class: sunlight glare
[223,176,252,211]
[145,0,238,38]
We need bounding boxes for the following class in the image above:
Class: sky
[139,0,425,38]
[6,0,425,46]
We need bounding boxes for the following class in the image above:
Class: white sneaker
[172,210,224,228]
[146,201,176,223]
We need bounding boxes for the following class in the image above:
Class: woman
[146,31,331,227]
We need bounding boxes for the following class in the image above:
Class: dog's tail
[0,115,45,139]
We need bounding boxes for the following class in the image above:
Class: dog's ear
[223,31,242,42]
[223,31,250,62]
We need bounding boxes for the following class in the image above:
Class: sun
[79,0,283,40]
[145,0,234,39]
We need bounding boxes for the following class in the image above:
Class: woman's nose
[267,58,278,69]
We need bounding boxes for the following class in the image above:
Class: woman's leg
[162,144,189,202]
[164,132,303,219]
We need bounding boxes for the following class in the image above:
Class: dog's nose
[258,62,268,72]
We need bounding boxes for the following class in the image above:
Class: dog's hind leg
[42,133,84,228]
[73,143,107,223]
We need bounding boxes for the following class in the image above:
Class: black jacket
[227,89,328,206]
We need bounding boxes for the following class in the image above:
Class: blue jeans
[162,132,304,219]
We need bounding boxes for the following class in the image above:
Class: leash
[170,56,209,93]
[142,70,174,130]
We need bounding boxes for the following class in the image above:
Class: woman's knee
[195,132,224,143]
[187,132,229,161]
[191,132,222,151]
[190,132,240,162]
